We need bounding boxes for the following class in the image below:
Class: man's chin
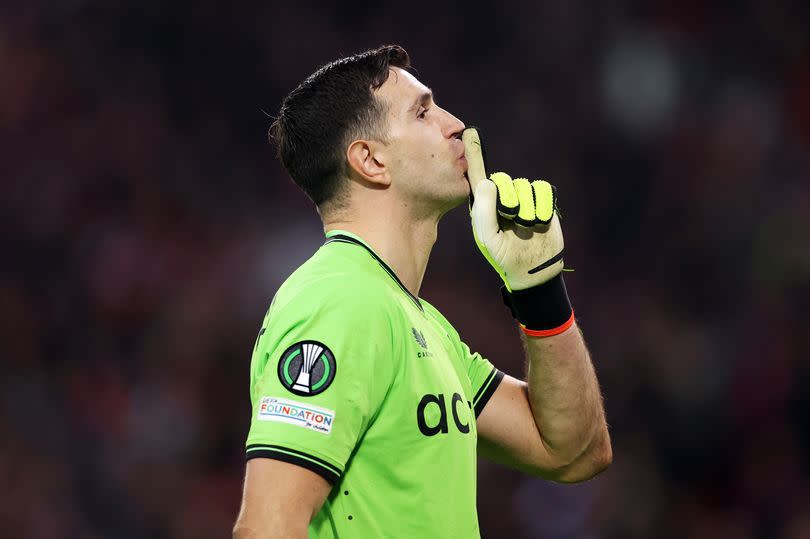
[446,185,472,213]
[428,172,472,216]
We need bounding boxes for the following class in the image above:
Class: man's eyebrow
[408,90,434,112]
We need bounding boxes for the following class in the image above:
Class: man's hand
[462,128,565,291]
[462,127,573,336]
[462,127,611,481]
[472,173,565,290]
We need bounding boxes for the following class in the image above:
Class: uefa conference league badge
[277,340,337,397]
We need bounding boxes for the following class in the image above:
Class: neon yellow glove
[471,170,564,290]
[462,127,573,336]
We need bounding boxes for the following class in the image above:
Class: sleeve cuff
[245,444,342,484]
[472,368,505,417]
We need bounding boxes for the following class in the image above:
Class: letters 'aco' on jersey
[245,229,504,538]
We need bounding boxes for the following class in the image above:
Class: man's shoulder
[420,298,458,334]
[273,248,396,316]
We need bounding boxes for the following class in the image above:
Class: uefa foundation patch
[257,397,335,435]
[277,340,336,396]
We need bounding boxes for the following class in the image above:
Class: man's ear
[346,139,391,187]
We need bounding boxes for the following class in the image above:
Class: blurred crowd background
[2,0,810,537]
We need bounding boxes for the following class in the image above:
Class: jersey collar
[324,229,424,312]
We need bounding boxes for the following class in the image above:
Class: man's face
[374,67,469,216]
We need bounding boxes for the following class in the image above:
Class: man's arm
[476,322,611,483]
[462,127,610,482]
[233,459,331,539]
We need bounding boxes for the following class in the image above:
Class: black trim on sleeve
[473,369,505,417]
[473,369,497,404]
[245,444,341,484]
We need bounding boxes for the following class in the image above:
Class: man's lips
[454,139,466,159]
[457,149,468,168]
[452,139,468,172]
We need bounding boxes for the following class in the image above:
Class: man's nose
[445,112,465,139]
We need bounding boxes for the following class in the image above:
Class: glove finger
[490,172,518,218]
[532,180,555,224]
[471,179,500,244]
[512,178,537,227]
[462,127,487,194]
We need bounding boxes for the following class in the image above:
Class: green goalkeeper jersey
[245,229,504,538]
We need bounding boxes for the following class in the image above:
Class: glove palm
[463,128,565,291]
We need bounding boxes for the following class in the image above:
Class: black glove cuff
[501,274,573,333]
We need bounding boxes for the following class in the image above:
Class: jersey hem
[245,444,341,484]
[473,369,505,417]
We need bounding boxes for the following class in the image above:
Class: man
[233,45,611,539]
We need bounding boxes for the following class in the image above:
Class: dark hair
[269,45,411,208]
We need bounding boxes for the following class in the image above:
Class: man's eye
[417,108,429,119]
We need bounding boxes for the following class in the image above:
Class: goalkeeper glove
[462,127,574,337]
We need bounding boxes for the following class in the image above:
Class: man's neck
[324,216,439,298]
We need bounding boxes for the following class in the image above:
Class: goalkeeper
[234,44,611,539]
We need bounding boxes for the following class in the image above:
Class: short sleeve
[422,302,504,417]
[458,340,504,417]
[245,287,395,483]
